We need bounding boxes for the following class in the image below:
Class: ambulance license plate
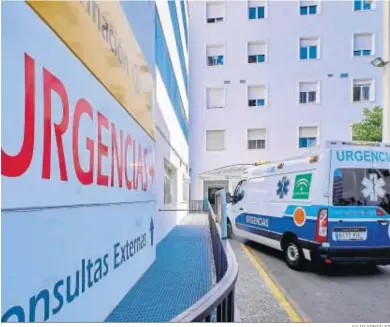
[333,227,367,241]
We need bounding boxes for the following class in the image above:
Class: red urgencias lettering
[1,53,150,192]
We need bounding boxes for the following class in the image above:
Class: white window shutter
[300,0,317,6]
[354,34,372,49]
[248,42,265,55]
[299,126,318,138]
[248,85,265,99]
[248,0,266,7]
[207,2,224,18]
[300,82,317,92]
[248,128,266,140]
[207,88,225,108]
[206,130,225,151]
[354,78,372,86]
[207,45,224,56]
[300,38,317,47]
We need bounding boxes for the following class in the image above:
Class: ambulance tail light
[315,209,328,243]
[376,208,386,216]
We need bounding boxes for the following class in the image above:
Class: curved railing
[170,201,239,322]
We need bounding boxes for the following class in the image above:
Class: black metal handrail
[170,202,239,322]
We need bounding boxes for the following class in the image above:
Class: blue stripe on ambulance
[235,212,317,244]
[235,205,390,248]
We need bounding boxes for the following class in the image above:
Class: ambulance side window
[233,180,247,203]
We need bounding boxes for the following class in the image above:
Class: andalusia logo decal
[292,173,312,200]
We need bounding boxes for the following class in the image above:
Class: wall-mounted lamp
[370,57,389,68]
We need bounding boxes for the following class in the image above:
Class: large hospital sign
[1,1,155,322]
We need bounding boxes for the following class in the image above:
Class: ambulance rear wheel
[284,240,305,270]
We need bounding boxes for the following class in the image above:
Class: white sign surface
[2,2,156,322]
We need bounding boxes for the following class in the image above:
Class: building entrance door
[208,187,223,206]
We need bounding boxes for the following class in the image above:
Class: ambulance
[226,141,390,270]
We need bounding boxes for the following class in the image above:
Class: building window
[354,0,373,11]
[206,2,224,23]
[206,130,225,151]
[353,79,373,102]
[207,88,225,109]
[299,126,318,148]
[164,160,177,205]
[248,85,267,107]
[300,37,319,60]
[248,0,266,20]
[207,45,224,66]
[299,82,319,104]
[248,41,266,63]
[247,128,266,149]
[353,33,373,57]
[300,0,318,15]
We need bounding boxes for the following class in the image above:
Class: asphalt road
[236,238,390,323]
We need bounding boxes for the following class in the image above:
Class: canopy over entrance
[199,164,256,180]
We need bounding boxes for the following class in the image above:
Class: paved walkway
[106,214,214,322]
[229,238,291,323]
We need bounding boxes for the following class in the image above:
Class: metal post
[219,190,227,239]
[222,298,227,322]
[217,239,222,282]
[227,290,235,322]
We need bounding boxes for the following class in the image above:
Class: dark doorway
[208,187,223,206]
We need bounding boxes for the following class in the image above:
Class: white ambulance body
[227,141,390,270]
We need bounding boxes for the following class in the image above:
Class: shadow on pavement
[242,239,387,278]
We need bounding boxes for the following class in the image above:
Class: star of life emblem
[361,173,386,202]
